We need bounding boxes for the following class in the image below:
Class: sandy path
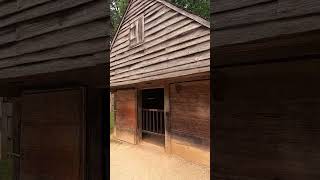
[110,140,210,180]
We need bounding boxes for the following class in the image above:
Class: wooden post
[0,97,2,160]
[1,98,7,160]
[164,84,171,153]
[137,90,142,143]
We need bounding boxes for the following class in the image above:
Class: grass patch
[110,111,114,133]
[0,160,12,180]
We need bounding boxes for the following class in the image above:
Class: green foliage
[111,0,209,39]
[167,0,209,20]
[111,0,129,37]
[110,111,114,130]
[0,160,12,180]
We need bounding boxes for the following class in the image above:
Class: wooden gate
[142,109,165,135]
[20,88,85,180]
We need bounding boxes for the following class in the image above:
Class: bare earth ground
[110,139,210,180]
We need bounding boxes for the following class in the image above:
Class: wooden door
[20,88,85,180]
[115,89,138,144]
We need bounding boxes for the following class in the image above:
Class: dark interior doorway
[141,88,165,147]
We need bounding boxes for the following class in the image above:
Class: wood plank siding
[0,0,109,80]
[211,0,320,66]
[170,80,210,165]
[213,61,320,180]
[110,0,210,87]
[212,0,320,179]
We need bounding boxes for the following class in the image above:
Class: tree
[111,0,129,37]
[167,0,209,20]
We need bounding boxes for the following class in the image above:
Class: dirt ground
[110,139,210,180]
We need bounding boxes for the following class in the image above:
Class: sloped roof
[111,0,210,48]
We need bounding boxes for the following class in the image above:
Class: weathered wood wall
[20,89,84,180]
[213,60,320,180]
[115,89,137,144]
[86,88,106,180]
[170,79,210,165]
[212,0,320,47]
[211,0,320,66]
[0,0,109,80]
[111,0,210,87]
[212,0,320,178]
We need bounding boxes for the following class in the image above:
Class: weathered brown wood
[111,41,209,78]
[164,84,171,153]
[112,66,209,87]
[111,19,196,60]
[16,0,108,41]
[0,98,7,160]
[0,38,108,69]
[0,1,16,19]
[137,89,142,143]
[20,89,84,180]
[213,0,320,30]
[213,60,320,180]
[115,89,138,144]
[86,88,105,180]
[0,27,16,46]
[111,27,209,69]
[213,14,320,47]
[111,58,209,83]
[0,98,2,159]
[170,80,210,143]
[10,98,20,180]
[213,1,277,30]
[0,0,94,29]
[0,19,108,60]
[212,0,320,47]
[111,49,209,78]
[211,0,274,13]
[0,52,106,79]
[213,30,320,66]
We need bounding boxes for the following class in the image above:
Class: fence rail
[142,109,164,135]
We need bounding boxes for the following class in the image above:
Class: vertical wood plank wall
[115,89,138,144]
[86,88,106,180]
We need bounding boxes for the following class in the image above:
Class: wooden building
[0,0,109,179]
[212,0,320,179]
[111,0,210,166]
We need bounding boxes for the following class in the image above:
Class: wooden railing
[142,109,164,135]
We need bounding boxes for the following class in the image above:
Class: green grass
[0,160,12,180]
[110,111,114,131]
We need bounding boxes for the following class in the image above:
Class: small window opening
[129,16,144,47]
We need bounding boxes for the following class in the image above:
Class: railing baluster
[156,111,159,133]
[143,110,145,130]
[149,110,151,132]
[162,111,164,134]
[160,111,162,134]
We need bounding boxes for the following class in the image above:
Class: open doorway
[141,88,165,147]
